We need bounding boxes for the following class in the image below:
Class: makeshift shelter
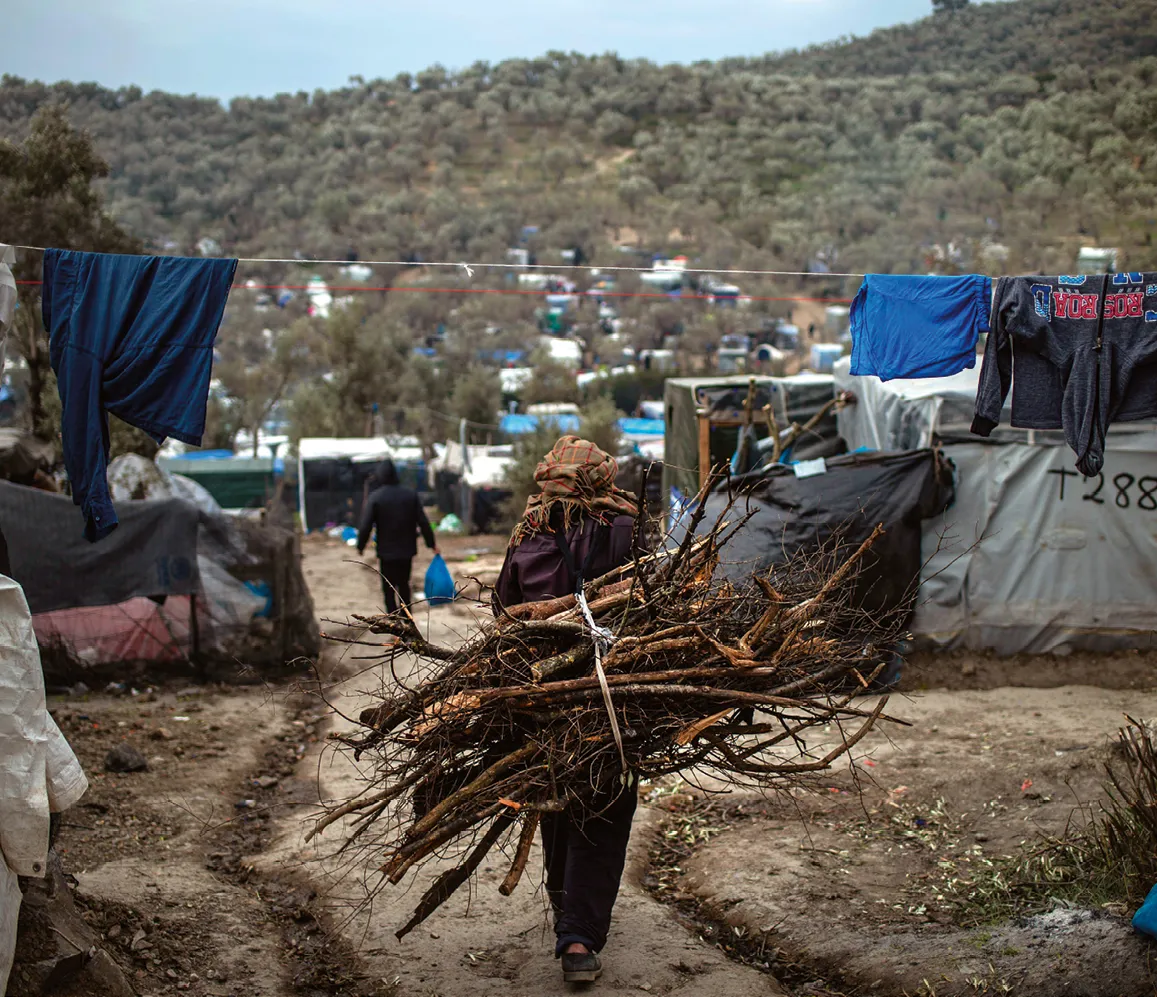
[297,438,425,533]
[499,413,581,436]
[160,455,288,510]
[700,449,954,623]
[0,458,318,672]
[426,442,513,533]
[618,418,665,450]
[662,373,842,510]
[834,357,1157,654]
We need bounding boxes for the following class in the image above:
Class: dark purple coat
[492,514,636,613]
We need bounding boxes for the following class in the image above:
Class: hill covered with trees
[2,0,1154,275]
[1,0,1155,451]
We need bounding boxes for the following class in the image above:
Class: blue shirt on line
[44,250,238,541]
[849,273,992,382]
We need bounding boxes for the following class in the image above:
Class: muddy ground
[16,534,1157,997]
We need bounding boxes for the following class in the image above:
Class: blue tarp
[500,415,665,438]
[500,413,581,435]
[178,449,235,461]
[483,349,527,365]
[618,418,665,439]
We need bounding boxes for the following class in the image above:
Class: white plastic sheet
[0,574,87,992]
[917,440,1157,654]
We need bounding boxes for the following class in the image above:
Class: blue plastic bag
[1133,882,1157,939]
[424,554,455,606]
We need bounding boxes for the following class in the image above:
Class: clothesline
[10,244,866,280]
[14,278,849,305]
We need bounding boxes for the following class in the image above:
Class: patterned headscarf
[510,435,639,547]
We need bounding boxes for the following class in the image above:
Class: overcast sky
[7,0,941,100]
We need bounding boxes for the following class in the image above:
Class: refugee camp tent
[834,357,1157,654]
[662,374,842,510]
[618,418,665,449]
[0,479,202,618]
[699,449,954,624]
[427,441,513,533]
[500,413,581,435]
[160,455,288,510]
[297,438,425,533]
[0,457,319,670]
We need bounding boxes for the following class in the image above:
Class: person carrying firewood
[492,434,641,984]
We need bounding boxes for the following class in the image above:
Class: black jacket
[357,483,435,561]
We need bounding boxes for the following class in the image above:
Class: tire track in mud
[205,682,396,997]
[642,796,852,997]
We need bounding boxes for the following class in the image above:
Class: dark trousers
[541,785,637,955]
[379,558,413,614]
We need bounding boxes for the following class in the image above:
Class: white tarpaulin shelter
[0,575,88,992]
[297,437,395,463]
[427,442,514,533]
[296,438,424,533]
[428,442,513,489]
[835,357,1157,654]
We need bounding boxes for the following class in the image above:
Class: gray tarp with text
[833,358,1157,653]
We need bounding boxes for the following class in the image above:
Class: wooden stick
[532,645,592,682]
[781,524,884,627]
[407,743,538,841]
[504,683,886,720]
[476,663,745,702]
[703,696,888,775]
[742,575,784,649]
[675,709,733,746]
[498,812,541,896]
[395,812,516,939]
[306,762,433,842]
[503,579,635,622]
[385,801,504,882]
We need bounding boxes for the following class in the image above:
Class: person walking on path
[357,459,437,613]
[491,435,641,984]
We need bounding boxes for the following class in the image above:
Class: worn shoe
[561,950,602,983]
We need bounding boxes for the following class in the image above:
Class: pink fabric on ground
[32,597,192,664]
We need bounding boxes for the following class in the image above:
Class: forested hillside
[1,0,1155,451]
[1,0,1154,278]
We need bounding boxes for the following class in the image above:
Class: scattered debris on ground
[14,535,1157,997]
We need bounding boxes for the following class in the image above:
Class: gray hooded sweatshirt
[971,273,1157,476]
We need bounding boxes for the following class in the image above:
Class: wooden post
[277,537,291,663]
[697,408,711,491]
[189,589,205,682]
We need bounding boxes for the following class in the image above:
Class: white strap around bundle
[576,590,629,779]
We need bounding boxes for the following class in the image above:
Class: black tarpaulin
[0,481,202,615]
[702,449,954,622]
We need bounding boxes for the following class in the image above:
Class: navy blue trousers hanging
[44,250,237,541]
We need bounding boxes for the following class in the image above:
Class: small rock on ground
[104,743,148,773]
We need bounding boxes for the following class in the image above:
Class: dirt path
[265,538,788,995]
[32,683,311,997]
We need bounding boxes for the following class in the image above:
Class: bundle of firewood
[313,496,905,938]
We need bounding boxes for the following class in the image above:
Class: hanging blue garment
[849,274,992,381]
[44,250,237,541]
